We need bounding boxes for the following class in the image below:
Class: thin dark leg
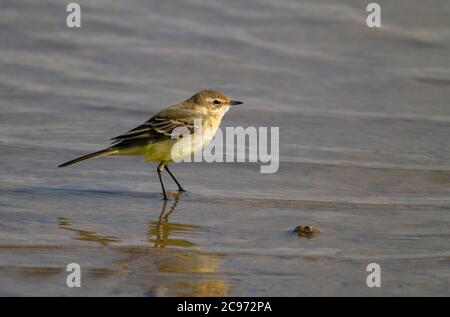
[164,165,185,192]
[157,163,168,200]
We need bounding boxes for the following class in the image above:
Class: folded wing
[111,109,199,145]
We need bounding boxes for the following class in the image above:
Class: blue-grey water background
[0,0,449,296]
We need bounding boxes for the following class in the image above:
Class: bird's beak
[230,100,243,106]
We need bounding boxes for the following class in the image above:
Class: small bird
[58,90,243,200]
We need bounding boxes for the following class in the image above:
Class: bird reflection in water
[58,217,120,246]
[57,191,229,296]
[148,191,201,248]
[147,192,230,296]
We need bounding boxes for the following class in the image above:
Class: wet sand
[0,0,450,296]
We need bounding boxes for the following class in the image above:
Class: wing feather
[111,110,199,145]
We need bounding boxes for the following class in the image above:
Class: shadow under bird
[58,90,243,200]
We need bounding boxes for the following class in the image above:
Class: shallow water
[0,0,449,296]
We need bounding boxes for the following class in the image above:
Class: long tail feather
[58,148,116,168]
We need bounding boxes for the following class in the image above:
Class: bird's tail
[58,147,116,168]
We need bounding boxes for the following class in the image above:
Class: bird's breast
[201,116,222,142]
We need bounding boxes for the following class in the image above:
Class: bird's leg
[157,162,168,200]
[164,165,185,192]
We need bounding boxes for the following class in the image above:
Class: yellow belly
[145,139,179,162]
[114,139,178,163]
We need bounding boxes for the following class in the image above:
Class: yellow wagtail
[58,90,243,200]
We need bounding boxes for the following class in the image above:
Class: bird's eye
[213,100,221,105]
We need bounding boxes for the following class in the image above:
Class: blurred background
[0,0,449,296]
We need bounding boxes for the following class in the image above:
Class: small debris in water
[294,225,320,238]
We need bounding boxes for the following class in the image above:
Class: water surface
[0,0,449,296]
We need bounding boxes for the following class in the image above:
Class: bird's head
[188,90,243,115]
